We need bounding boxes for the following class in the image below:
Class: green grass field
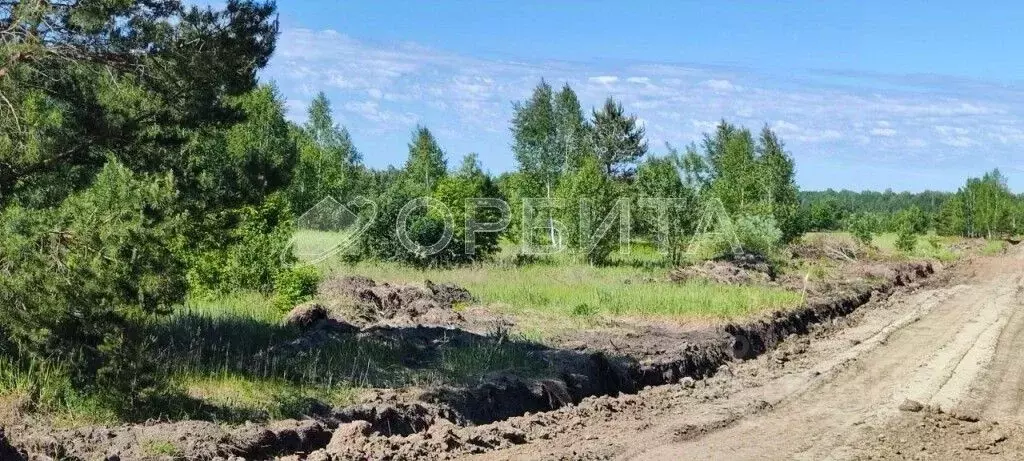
[291,229,358,263]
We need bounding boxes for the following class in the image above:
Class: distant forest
[800,189,953,214]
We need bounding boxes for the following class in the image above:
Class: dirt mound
[283,301,330,328]
[332,402,466,437]
[316,276,470,327]
[9,420,230,461]
[849,408,1024,459]
[670,252,776,285]
[789,234,867,261]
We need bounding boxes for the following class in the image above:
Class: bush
[734,214,783,256]
[187,193,296,296]
[847,213,875,246]
[272,265,323,311]
[686,213,783,261]
[360,185,451,267]
[895,229,918,252]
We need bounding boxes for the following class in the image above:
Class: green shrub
[895,229,918,252]
[570,303,598,317]
[847,213,876,246]
[272,265,322,311]
[734,214,783,256]
[187,193,296,296]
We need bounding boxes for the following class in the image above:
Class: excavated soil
[1,257,950,460]
[669,252,777,285]
[311,276,473,327]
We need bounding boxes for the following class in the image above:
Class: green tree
[756,126,801,241]
[0,0,279,205]
[847,213,876,246]
[432,154,506,261]
[182,85,298,295]
[553,83,592,171]
[705,123,762,216]
[925,170,1017,239]
[936,194,967,236]
[0,0,283,406]
[556,155,623,264]
[0,161,185,406]
[635,153,697,263]
[404,126,448,193]
[591,97,648,179]
[895,228,918,252]
[511,79,560,246]
[289,92,362,213]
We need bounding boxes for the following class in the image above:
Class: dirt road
[476,249,1024,460]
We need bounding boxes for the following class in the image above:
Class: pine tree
[936,194,967,236]
[591,97,648,179]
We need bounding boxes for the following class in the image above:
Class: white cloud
[589,75,619,85]
[702,79,739,92]
[941,136,976,147]
[870,127,897,137]
[773,120,800,132]
[342,100,418,128]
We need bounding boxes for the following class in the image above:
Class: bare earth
[472,248,1024,460]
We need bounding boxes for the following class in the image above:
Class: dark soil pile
[314,276,472,327]
[669,252,776,285]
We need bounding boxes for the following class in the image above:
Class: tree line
[799,174,1024,244]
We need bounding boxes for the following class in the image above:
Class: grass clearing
[327,260,803,338]
[291,229,358,263]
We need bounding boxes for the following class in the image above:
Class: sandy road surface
[476,249,1024,460]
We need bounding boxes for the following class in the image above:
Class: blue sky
[257,1,1024,192]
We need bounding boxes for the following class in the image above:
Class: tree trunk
[546,181,557,248]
